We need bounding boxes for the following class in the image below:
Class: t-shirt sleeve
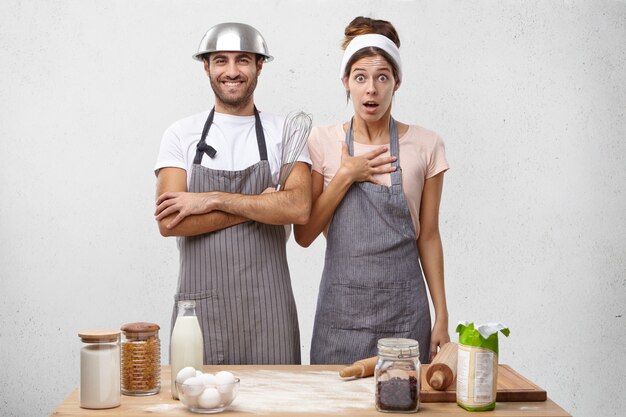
[154,124,187,176]
[307,126,324,175]
[426,134,449,179]
[296,139,312,166]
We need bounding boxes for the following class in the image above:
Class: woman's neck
[351,113,392,145]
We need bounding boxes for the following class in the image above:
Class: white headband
[339,34,402,81]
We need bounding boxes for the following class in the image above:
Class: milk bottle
[170,300,204,399]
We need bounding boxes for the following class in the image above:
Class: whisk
[275,111,313,191]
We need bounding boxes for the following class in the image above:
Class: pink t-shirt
[308,123,449,238]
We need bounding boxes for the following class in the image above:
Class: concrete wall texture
[1,1,624,416]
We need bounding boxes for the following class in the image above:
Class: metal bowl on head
[193,22,273,62]
[176,378,240,414]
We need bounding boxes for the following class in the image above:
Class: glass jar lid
[377,337,419,359]
[121,322,160,333]
[78,330,120,343]
[120,322,160,339]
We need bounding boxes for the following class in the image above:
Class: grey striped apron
[171,107,301,365]
[310,118,431,365]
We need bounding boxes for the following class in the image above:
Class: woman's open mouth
[363,101,379,113]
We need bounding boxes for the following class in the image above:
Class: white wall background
[1,1,624,416]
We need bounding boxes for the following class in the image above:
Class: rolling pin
[426,342,458,390]
[339,356,378,378]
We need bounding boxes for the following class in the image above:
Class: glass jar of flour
[78,330,121,409]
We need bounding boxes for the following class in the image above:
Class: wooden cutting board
[421,364,547,402]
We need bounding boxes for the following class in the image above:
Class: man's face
[204,51,262,113]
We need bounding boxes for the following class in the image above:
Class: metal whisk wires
[276,111,312,191]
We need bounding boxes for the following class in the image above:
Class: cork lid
[78,330,120,343]
[120,322,160,334]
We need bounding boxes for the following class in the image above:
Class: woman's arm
[417,171,450,360]
[294,143,396,247]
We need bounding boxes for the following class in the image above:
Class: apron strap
[346,117,402,186]
[253,107,268,161]
[193,108,217,165]
[388,118,402,187]
[193,106,268,165]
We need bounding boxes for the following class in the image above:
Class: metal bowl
[193,22,273,62]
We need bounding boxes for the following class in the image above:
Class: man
[154,22,311,365]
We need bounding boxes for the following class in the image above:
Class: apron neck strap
[194,106,268,165]
[346,117,402,185]
[253,106,268,161]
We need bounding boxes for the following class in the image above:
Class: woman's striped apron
[310,118,431,365]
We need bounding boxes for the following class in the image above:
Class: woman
[294,17,450,365]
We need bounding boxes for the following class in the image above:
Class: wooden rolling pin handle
[339,356,378,378]
[339,364,363,378]
[426,342,458,391]
[429,370,446,390]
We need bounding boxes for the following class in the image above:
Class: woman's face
[343,54,400,122]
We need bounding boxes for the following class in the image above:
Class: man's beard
[209,74,258,110]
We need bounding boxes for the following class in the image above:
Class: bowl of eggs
[175,367,239,413]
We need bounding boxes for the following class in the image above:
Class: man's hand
[155,191,219,229]
[155,167,250,237]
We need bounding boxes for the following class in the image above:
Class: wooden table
[50,365,572,417]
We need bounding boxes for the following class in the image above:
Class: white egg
[219,386,236,403]
[182,394,199,409]
[198,372,217,387]
[198,387,221,409]
[195,370,203,377]
[176,366,198,384]
[217,382,234,396]
[214,371,236,395]
[215,370,236,385]
[182,376,205,397]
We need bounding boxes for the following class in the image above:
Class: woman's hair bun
[342,16,400,49]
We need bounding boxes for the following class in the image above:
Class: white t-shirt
[155,109,311,189]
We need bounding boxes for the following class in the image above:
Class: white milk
[80,344,121,409]
[170,315,203,399]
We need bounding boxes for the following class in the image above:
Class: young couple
[154,17,449,366]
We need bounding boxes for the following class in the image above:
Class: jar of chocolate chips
[375,338,420,413]
[120,322,161,396]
